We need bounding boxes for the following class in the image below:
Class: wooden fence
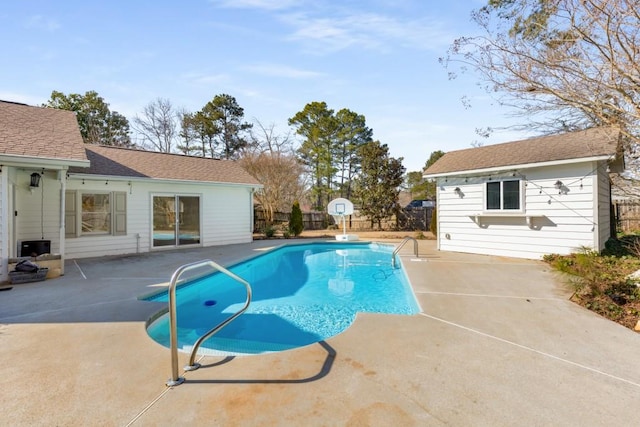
[614,200,640,233]
[254,207,433,233]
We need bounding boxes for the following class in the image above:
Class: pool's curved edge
[145,306,169,330]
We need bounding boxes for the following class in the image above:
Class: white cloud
[181,72,231,85]
[281,11,455,54]
[24,15,60,32]
[210,1,456,54]
[243,63,323,79]
[210,0,300,11]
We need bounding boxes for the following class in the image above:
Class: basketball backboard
[327,198,354,216]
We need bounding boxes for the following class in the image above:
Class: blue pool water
[145,242,420,355]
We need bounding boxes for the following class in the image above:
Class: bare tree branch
[132,98,177,152]
[443,0,640,147]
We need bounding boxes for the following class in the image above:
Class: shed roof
[69,145,262,186]
[423,127,621,177]
[0,100,88,164]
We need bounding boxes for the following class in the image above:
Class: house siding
[15,170,62,255]
[201,186,252,245]
[436,162,605,259]
[63,179,254,259]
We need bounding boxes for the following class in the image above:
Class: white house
[0,100,261,283]
[423,128,624,259]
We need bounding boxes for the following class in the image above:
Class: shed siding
[436,162,604,259]
[63,179,254,259]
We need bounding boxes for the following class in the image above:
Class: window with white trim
[485,179,523,211]
[65,191,127,237]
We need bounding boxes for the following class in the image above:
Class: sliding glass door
[152,195,200,247]
[177,196,200,245]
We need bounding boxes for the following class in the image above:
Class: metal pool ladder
[392,237,419,268]
[166,259,252,387]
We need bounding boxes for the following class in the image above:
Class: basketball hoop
[327,198,358,241]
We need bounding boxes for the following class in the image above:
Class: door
[177,196,200,246]
[153,195,200,247]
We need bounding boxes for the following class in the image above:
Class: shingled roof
[69,145,261,186]
[0,100,88,165]
[424,127,621,177]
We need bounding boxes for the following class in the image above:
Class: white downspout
[1,167,9,283]
[250,188,255,236]
[58,170,66,275]
[592,162,600,251]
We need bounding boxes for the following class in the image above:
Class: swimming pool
[145,242,420,355]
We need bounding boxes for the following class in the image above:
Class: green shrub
[545,234,640,329]
[289,201,304,236]
[602,237,626,257]
[429,209,437,237]
[544,246,640,297]
[263,225,276,238]
[280,222,291,239]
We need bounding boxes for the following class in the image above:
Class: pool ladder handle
[166,259,252,387]
[392,236,419,268]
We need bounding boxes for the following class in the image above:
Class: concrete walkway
[1,239,639,426]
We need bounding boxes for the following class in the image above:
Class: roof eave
[67,173,263,188]
[0,154,90,170]
[423,154,615,179]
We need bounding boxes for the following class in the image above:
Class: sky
[0,0,533,173]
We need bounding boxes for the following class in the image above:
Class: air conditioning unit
[19,240,51,257]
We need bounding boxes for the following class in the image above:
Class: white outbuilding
[423,127,624,259]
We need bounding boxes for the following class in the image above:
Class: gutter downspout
[58,170,66,275]
[1,167,9,283]
[250,188,255,235]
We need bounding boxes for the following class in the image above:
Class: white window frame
[483,179,525,213]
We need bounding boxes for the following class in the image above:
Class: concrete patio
[1,239,639,426]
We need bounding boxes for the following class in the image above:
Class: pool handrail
[392,236,418,268]
[166,259,252,387]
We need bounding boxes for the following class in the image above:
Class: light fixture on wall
[30,172,41,188]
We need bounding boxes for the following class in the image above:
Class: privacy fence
[254,207,433,233]
[614,200,640,233]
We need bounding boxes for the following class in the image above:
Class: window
[82,193,110,233]
[65,191,127,237]
[485,180,522,211]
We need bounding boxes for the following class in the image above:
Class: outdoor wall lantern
[30,172,41,189]
[454,187,461,194]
